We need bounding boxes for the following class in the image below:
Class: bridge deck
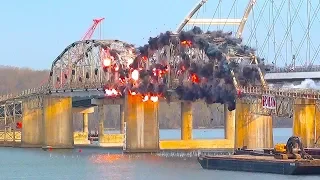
[265,72,320,81]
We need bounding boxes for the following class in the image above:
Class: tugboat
[198,136,320,175]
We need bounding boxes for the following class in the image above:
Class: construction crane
[38,18,105,89]
[56,18,105,88]
[81,18,105,40]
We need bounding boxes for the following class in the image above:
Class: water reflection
[1,128,310,180]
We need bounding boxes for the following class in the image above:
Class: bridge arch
[48,40,136,91]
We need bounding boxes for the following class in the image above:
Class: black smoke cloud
[111,26,265,111]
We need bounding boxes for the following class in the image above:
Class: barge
[198,136,320,175]
[198,154,320,175]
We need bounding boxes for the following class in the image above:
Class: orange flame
[150,96,159,102]
[190,73,200,83]
[103,58,111,67]
[181,40,192,47]
[142,95,149,102]
[113,64,119,72]
[129,90,137,96]
[105,88,120,97]
[131,69,139,81]
[141,94,159,102]
[152,67,168,77]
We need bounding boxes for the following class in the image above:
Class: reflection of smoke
[282,79,320,90]
[107,26,266,111]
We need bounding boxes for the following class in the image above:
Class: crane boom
[82,18,105,40]
[53,18,105,88]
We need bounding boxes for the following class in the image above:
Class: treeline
[0,65,49,95]
[0,66,292,130]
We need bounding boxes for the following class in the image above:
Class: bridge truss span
[240,86,320,117]
[49,40,136,91]
[240,86,320,100]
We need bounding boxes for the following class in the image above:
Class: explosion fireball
[102,26,266,111]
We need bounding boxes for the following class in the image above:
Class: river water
[0,128,319,180]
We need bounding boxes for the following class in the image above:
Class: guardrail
[0,131,22,141]
[267,65,320,73]
[2,84,320,103]
[0,85,48,102]
[240,86,320,100]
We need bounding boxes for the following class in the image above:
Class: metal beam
[175,0,208,33]
[236,0,257,38]
[187,18,242,25]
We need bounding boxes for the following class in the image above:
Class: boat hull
[198,154,320,175]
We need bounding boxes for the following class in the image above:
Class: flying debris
[102,26,266,110]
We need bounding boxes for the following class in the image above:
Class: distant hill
[0,65,49,95]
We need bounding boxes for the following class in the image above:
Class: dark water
[0,128,319,180]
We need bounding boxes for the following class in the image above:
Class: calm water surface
[0,128,319,180]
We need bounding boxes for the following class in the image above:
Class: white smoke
[282,79,320,90]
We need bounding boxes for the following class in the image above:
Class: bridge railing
[241,86,320,100]
[0,85,48,102]
[267,65,320,73]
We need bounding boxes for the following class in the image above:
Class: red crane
[82,18,105,40]
[47,18,105,88]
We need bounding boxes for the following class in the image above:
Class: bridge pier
[43,96,73,148]
[21,97,43,147]
[181,102,193,140]
[124,94,159,153]
[98,105,104,142]
[91,98,124,147]
[235,99,273,149]
[293,99,320,147]
[224,105,235,145]
[73,107,94,145]
[120,104,125,134]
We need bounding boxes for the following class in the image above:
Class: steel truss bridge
[1,0,320,126]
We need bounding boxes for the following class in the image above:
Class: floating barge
[198,154,320,175]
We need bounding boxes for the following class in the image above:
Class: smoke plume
[282,79,320,90]
[106,26,266,111]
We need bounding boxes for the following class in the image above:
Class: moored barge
[198,154,320,175]
[198,136,320,175]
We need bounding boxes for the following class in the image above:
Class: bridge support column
[293,99,320,147]
[224,105,235,146]
[72,107,94,145]
[83,113,88,134]
[235,99,273,149]
[43,96,73,148]
[181,101,193,140]
[120,104,125,134]
[125,94,159,153]
[98,105,104,142]
[91,98,125,147]
[21,97,43,147]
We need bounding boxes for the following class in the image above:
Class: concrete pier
[181,101,193,140]
[235,99,273,149]
[224,105,235,144]
[83,113,88,134]
[159,102,233,150]
[43,96,73,148]
[91,99,124,148]
[98,105,104,142]
[125,94,159,152]
[21,97,43,147]
[120,104,125,134]
[73,107,94,145]
[293,99,320,147]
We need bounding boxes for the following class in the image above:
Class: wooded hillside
[0,66,49,95]
[0,66,292,130]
